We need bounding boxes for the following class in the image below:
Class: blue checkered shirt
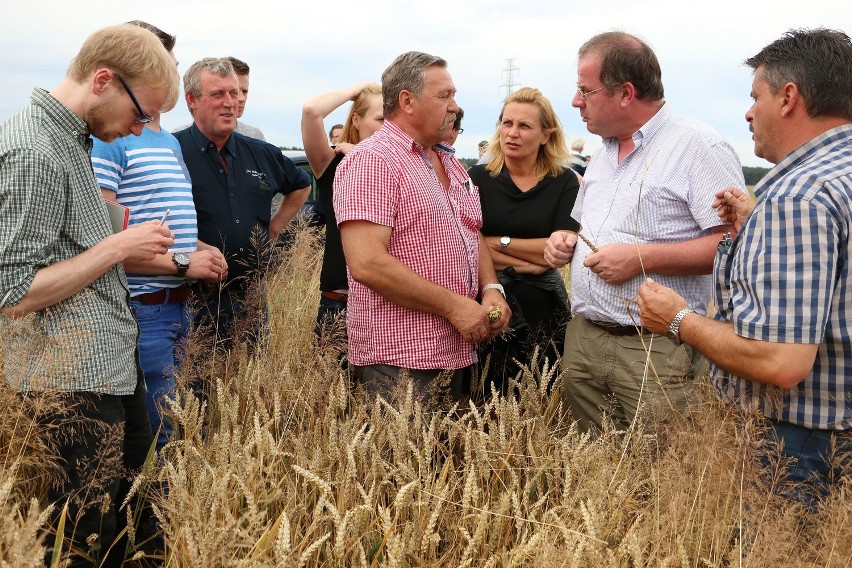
[712,124,852,430]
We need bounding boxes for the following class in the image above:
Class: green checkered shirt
[0,88,140,394]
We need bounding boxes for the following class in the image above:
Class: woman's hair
[486,87,568,180]
[339,83,382,144]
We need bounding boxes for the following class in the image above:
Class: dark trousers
[480,279,569,397]
[44,378,153,567]
[352,364,471,410]
[192,285,268,350]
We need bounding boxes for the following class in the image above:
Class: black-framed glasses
[457,128,464,134]
[576,84,606,101]
[113,72,154,124]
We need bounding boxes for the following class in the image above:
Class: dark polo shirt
[175,125,310,286]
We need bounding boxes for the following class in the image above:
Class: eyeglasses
[576,84,606,101]
[113,72,154,124]
[457,128,464,134]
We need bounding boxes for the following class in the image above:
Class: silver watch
[500,236,511,251]
[172,252,190,278]
[667,308,692,345]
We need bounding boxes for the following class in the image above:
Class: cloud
[1,0,848,167]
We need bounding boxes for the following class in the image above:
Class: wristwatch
[500,236,511,251]
[172,252,190,277]
[667,308,693,345]
[482,283,506,298]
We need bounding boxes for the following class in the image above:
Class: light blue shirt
[570,104,745,325]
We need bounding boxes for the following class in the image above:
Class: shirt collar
[31,88,90,144]
[601,102,670,152]
[753,123,852,199]
[631,102,670,149]
[187,122,236,155]
[383,119,456,157]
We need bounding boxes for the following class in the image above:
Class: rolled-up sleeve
[0,149,65,308]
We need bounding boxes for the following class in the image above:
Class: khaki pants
[561,316,706,433]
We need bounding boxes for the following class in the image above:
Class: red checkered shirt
[334,120,481,369]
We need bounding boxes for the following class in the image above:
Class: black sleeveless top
[318,153,347,291]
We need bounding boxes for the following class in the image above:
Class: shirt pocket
[244,170,275,224]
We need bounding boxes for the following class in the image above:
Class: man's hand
[447,296,495,344]
[187,249,228,283]
[712,187,755,233]
[544,231,577,268]
[110,221,174,263]
[637,278,688,335]
[583,243,644,285]
[481,288,511,338]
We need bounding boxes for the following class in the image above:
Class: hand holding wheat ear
[543,230,578,267]
[486,305,501,323]
[577,226,599,253]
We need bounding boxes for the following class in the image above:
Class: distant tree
[743,166,770,186]
[458,158,478,169]
[279,146,304,151]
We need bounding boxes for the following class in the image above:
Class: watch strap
[482,283,506,298]
[667,308,692,345]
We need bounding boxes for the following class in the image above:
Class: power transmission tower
[499,58,519,99]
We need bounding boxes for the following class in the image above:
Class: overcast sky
[1,0,848,167]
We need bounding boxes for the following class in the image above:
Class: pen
[158,209,171,226]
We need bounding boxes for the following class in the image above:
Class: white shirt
[570,104,745,325]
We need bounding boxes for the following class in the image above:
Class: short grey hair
[183,57,235,98]
[381,51,447,117]
[570,137,585,152]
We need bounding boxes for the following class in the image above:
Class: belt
[133,286,191,305]
[321,290,348,302]
[588,319,642,336]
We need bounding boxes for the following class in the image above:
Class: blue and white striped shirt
[712,124,852,430]
[92,127,198,295]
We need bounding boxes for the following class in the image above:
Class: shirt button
[219,169,224,173]
[239,248,244,252]
[235,219,240,224]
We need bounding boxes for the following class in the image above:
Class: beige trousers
[561,316,707,433]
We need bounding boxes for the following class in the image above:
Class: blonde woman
[469,87,580,394]
[301,83,383,343]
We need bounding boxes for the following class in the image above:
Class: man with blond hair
[0,24,178,566]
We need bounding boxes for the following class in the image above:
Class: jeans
[764,418,852,507]
[44,378,153,567]
[131,300,190,451]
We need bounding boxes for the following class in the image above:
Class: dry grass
[1,224,850,567]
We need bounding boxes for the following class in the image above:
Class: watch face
[500,236,510,246]
[174,253,190,266]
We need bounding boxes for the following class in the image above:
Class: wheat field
[1,225,850,567]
